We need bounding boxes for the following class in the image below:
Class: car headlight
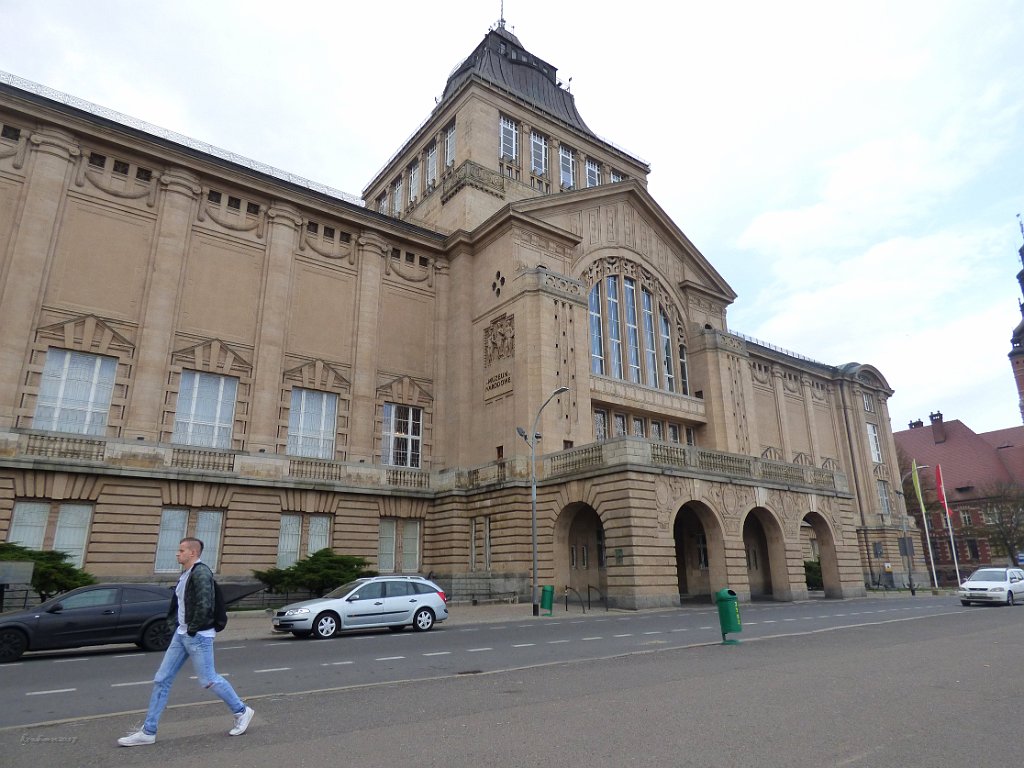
[990,587,1007,592]
[284,608,311,616]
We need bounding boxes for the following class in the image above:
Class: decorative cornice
[28,127,80,162]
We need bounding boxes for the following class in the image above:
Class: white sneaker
[229,705,254,736]
[118,730,155,747]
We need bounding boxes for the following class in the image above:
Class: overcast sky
[3,1,1022,435]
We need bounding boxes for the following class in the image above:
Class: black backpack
[213,579,228,632]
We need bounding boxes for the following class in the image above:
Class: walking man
[118,537,254,746]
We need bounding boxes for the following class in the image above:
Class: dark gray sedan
[0,583,173,662]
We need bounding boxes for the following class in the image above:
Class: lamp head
[554,386,569,396]
[516,427,527,440]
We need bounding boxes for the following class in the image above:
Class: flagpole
[911,460,939,589]
[935,464,962,585]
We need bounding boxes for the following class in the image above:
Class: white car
[958,567,1024,606]
[271,575,448,638]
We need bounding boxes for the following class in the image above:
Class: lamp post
[896,465,929,595]
[517,385,569,617]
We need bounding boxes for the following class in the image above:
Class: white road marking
[467,647,492,652]
[53,658,88,664]
[254,667,292,673]
[422,651,451,656]
[512,643,535,648]
[375,656,405,661]
[547,639,570,644]
[27,688,76,696]
[582,637,602,641]
[614,633,634,638]
[322,661,353,666]
[111,680,152,688]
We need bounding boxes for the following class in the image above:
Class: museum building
[0,24,909,607]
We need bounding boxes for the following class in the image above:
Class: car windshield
[967,569,1007,582]
[323,579,366,599]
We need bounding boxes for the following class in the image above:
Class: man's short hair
[180,537,205,554]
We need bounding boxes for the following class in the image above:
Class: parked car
[958,567,1024,606]
[272,575,448,638]
[0,583,173,662]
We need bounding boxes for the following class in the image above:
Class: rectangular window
[966,539,980,559]
[632,417,645,437]
[377,194,387,214]
[287,388,338,459]
[605,276,624,378]
[530,131,547,175]
[685,426,697,446]
[559,145,575,188]
[308,515,330,554]
[877,480,891,518]
[669,424,681,444]
[659,311,676,393]
[35,348,116,435]
[593,409,608,441]
[155,508,189,572]
[641,289,659,387]
[407,161,419,203]
[171,370,238,449]
[610,169,623,183]
[426,143,437,185]
[401,519,420,572]
[444,123,456,168]
[8,501,93,569]
[863,393,875,413]
[483,516,491,570]
[52,504,92,568]
[378,519,397,572]
[961,511,973,527]
[7,501,48,550]
[697,533,709,569]
[623,277,641,383]
[586,158,600,187]
[650,421,663,441]
[613,413,627,438]
[382,403,422,468]
[588,285,605,375]
[392,178,403,215]
[194,510,223,571]
[500,116,518,160]
[678,343,689,396]
[866,423,883,463]
[277,513,301,568]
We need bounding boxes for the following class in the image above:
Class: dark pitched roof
[893,418,1024,503]
[442,27,595,138]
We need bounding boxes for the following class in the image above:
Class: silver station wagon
[271,575,449,638]
[958,567,1024,606]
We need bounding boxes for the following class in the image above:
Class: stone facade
[0,27,909,607]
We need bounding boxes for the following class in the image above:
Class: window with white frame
[377,517,419,573]
[877,479,891,518]
[425,143,437,186]
[171,370,238,449]
[377,193,388,214]
[559,145,575,188]
[866,423,883,463]
[613,413,627,437]
[530,131,547,175]
[669,424,681,443]
[407,160,419,204]
[650,421,663,440]
[586,158,600,187]
[378,519,396,572]
[382,403,422,468]
[391,178,403,216]
[632,417,645,437]
[588,272,687,394]
[8,501,93,568]
[287,388,338,459]
[155,508,223,571]
[276,513,331,568]
[863,392,875,412]
[593,409,608,440]
[402,519,421,571]
[34,348,116,436]
[444,123,456,168]
[500,115,518,160]
[609,169,623,183]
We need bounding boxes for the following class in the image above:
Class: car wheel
[0,628,28,663]
[1008,592,1016,606]
[960,600,971,606]
[312,612,339,639]
[139,619,172,652]
[412,607,435,632]
[291,630,312,638]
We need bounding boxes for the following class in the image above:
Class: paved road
[1,596,965,728]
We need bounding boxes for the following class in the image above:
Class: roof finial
[498,0,505,30]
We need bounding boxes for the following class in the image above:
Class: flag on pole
[911,460,939,589]
[935,464,962,584]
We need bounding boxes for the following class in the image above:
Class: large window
[378,518,420,573]
[171,370,238,449]
[8,501,92,568]
[500,116,518,160]
[276,513,331,568]
[866,423,883,463]
[425,143,437,186]
[444,123,456,168]
[34,348,116,435]
[530,131,547,175]
[586,158,600,187]
[559,145,575,188]
[407,160,419,203]
[588,274,688,394]
[287,388,338,459]
[155,508,223,572]
[391,178,403,216]
[382,403,422,468]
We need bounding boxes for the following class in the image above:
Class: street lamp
[896,464,930,595]
[517,385,570,616]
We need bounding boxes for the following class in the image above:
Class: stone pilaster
[247,203,302,452]
[347,232,388,462]
[800,375,820,464]
[0,127,79,428]
[123,168,201,438]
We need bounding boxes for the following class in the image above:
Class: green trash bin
[540,585,555,615]
[714,588,742,645]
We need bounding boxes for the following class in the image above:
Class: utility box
[715,588,742,645]
[540,585,554,615]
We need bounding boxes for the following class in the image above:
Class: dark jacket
[167,561,216,636]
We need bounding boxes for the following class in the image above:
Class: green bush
[0,542,96,601]
[253,549,376,597]
[804,559,823,590]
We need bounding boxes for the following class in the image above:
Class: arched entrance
[742,507,789,600]
[554,503,607,601]
[673,502,725,603]
[801,511,842,598]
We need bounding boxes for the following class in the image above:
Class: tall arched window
[587,263,689,395]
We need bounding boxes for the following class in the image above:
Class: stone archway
[801,510,842,598]
[553,503,607,602]
[742,507,789,600]
[673,501,726,603]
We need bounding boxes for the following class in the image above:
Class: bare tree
[966,482,1024,566]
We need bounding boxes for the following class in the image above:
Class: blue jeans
[142,631,244,735]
